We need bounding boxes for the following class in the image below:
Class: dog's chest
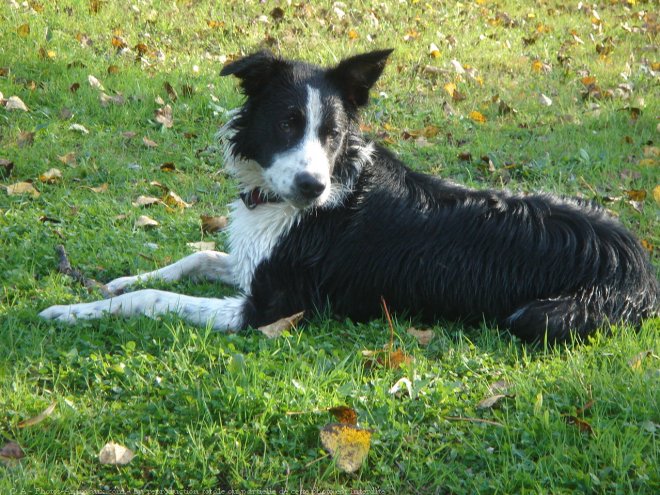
[227,200,301,293]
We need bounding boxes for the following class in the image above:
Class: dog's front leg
[39,290,246,331]
[105,250,235,294]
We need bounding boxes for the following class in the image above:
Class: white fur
[264,86,332,205]
[105,250,235,294]
[39,291,246,331]
[227,199,302,293]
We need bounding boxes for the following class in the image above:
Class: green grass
[1,0,658,493]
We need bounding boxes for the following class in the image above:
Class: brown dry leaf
[154,104,173,128]
[378,349,412,369]
[489,380,513,394]
[163,190,191,209]
[0,441,25,460]
[458,152,473,162]
[132,195,162,208]
[98,442,135,465]
[328,406,358,426]
[187,241,216,252]
[17,401,56,428]
[564,415,593,434]
[5,96,29,111]
[99,92,125,107]
[135,215,159,229]
[0,158,14,178]
[17,131,35,148]
[640,239,654,255]
[107,65,120,75]
[6,181,39,197]
[39,168,63,184]
[70,82,80,93]
[111,35,127,50]
[625,189,647,201]
[407,327,434,346]
[88,183,108,193]
[160,162,176,172]
[643,146,659,158]
[320,423,371,473]
[469,111,487,124]
[57,152,77,167]
[164,81,178,101]
[257,311,304,338]
[121,131,137,139]
[142,136,158,148]
[200,215,228,233]
[476,394,507,410]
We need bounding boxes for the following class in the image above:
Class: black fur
[224,50,659,343]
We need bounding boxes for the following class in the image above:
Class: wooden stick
[55,245,112,298]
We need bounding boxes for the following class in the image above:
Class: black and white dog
[40,50,658,343]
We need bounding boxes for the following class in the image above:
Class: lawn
[1,0,658,493]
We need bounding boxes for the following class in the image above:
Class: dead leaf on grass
[0,441,25,465]
[257,311,304,338]
[69,123,89,134]
[320,423,372,473]
[187,241,216,252]
[57,152,77,167]
[154,104,173,128]
[5,95,29,111]
[407,327,434,346]
[17,401,56,428]
[0,158,14,178]
[628,350,656,370]
[162,190,191,209]
[328,406,358,426]
[142,136,158,148]
[39,168,63,184]
[134,215,159,229]
[132,195,162,208]
[564,415,594,434]
[476,394,508,410]
[200,215,228,233]
[6,181,39,197]
[17,131,35,148]
[87,74,104,91]
[98,442,135,465]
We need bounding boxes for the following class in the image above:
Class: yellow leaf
[57,152,77,167]
[162,190,191,209]
[17,24,30,37]
[532,60,544,73]
[653,185,660,206]
[429,43,441,58]
[469,110,487,123]
[347,29,359,40]
[444,82,457,97]
[6,182,39,197]
[625,189,646,201]
[320,423,372,473]
[39,168,63,184]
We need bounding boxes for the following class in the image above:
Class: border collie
[40,49,658,343]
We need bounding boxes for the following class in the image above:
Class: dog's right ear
[327,49,394,108]
[220,51,281,96]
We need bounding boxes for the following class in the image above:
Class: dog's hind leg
[105,251,234,295]
[39,290,246,331]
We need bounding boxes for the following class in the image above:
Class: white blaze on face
[264,86,332,205]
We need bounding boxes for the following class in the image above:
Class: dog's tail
[504,245,659,344]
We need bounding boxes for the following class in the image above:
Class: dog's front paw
[39,301,108,323]
[104,276,137,295]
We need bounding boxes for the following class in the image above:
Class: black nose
[294,172,326,200]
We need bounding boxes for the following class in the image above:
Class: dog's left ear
[220,51,283,96]
[327,49,394,107]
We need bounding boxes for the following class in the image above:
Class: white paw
[39,302,107,323]
[105,276,138,295]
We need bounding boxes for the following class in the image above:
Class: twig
[380,296,395,352]
[55,245,112,298]
[444,416,504,427]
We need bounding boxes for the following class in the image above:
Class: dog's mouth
[240,187,327,210]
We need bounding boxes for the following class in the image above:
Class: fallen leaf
[154,104,173,128]
[469,111,487,124]
[99,92,125,107]
[347,29,359,40]
[164,81,178,101]
[57,152,77,167]
[17,401,56,428]
[257,312,304,338]
[328,406,358,426]
[88,183,108,193]
[142,136,158,148]
[69,123,89,134]
[17,131,35,148]
[98,442,135,465]
[538,93,553,106]
[107,65,120,74]
[134,215,159,228]
[450,59,465,74]
[121,131,137,139]
[87,74,104,91]
[6,182,39,197]
[70,82,80,93]
[429,43,441,58]
[39,168,63,184]
[407,327,434,346]
[625,189,647,201]
[5,96,28,111]
[132,195,162,208]
[320,423,371,473]
[0,441,25,465]
[187,241,216,252]
[160,162,176,172]
[162,190,191,208]
[653,185,660,206]
[488,380,513,394]
[17,23,30,37]
[377,349,412,368]
[476,394,507,410]
[200,215,228,233]
[628,350,655,370]
[0,158,14,178]
[564,415,593,434]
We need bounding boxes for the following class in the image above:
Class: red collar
[240,188,283,209]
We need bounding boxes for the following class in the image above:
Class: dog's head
[220,49,393,209]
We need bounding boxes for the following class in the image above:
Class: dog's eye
[279,120,293,133]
